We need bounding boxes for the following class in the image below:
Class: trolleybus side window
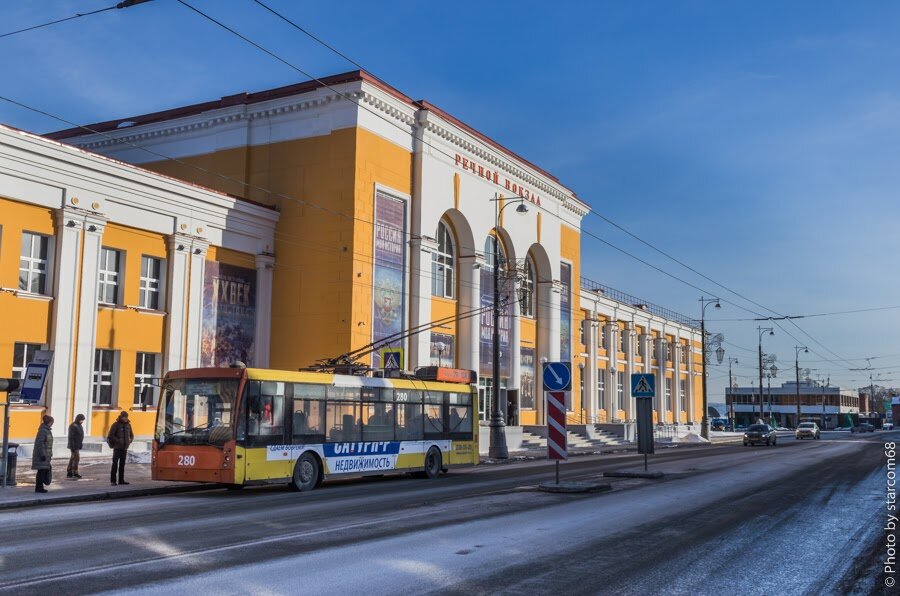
[448,392,473,437]
[362,392,394,442]
[423,391,445,437]
[290,383,325,442]
[246,381,285,446]
[326,386,360,442]
[394,389,424,440]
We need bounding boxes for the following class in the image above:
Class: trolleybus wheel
[424,447,442,480]
[291,452,320,492]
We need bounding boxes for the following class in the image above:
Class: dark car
[796,422,821,440]
[851,423,875,433]
[711,418,728,431]
[743,424,778,446]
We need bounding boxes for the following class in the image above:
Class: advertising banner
[479,243,511,378]
[520,347,535,410]
[560,262,571,362]
[201,262,257,367]
[372,191,407,367]
[430,332,455,367]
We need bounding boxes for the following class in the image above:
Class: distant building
[726,381,859,429]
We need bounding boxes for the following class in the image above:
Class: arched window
[431,221,455,298]
[484,235,506,272]
[521,257,535,317]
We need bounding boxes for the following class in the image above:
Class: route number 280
[177,455,196,466]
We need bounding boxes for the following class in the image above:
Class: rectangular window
[246,381,285,445]
[291,384,326,441]
[617,374,624,410]
[326,402,359,442]
[638,336,645,358]
[682,344,690,366]
[666,342,673,362]
[619,328,627,353]
[98,248,122,305]
[665,377,672,411]
[362,402,395,441]
[601,327,608,350]
[133,352,160,405]
[92,349,116,406]
[12,342,43,379]
[19,232,50,295]
[679,379,686,408]
[139,256,163,310]
[597,371,605,406]
[448,392,473,436]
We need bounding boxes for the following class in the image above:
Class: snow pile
[672,432,709,444]
[127,450,152,464]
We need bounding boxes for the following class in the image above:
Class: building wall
[0,125,277,440]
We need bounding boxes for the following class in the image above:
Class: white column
[408,237,436,371]
[254,253,275,368]
[604,323,617,418]
[71,213,107,435]
[457,255,481,375]
[687,333,697,423]
[509,277,522,416]
[536,283,561,425]
[583,314,598,423]
[184,238,209,368]
[164,234,191,373]
[655,337,666,420]
[47,208,84,423]
[673,336,682,425]
[624,322,635,421]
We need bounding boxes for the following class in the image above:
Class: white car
[795,422,821,440]
[884,423,894,431]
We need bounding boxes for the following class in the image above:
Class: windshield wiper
[166,421,213,437]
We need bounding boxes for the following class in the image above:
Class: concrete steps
[516,427,630,452]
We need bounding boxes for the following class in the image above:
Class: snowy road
[0,432,892,595]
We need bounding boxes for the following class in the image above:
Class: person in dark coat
[32,415,54,493]
[107,411,134,486]
[67,414,85,479]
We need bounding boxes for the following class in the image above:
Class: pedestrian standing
[107,411,134,486]
[67,413,85,479]
[32,415,54,493]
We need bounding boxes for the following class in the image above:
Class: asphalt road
[0,431,893,595]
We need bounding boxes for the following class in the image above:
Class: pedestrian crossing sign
[380,348,404,370]
[631,373,655,398]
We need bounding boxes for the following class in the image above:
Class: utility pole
[728,357,738,427]
[757,327,773,422]
[794,346,807,428]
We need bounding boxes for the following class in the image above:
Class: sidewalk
[0,457,209,510]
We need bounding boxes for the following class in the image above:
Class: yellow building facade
[0,125,277,440]
[49,70,704,444]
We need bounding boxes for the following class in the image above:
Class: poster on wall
[520,347,535,410]
[372,190,407,367]
[479,245,511,379]
[201,262,257,367]
[429,332,455,367]
[560,262,571,362]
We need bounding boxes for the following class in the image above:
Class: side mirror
[140,385,153,412]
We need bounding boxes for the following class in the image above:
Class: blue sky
[2,1,899,399]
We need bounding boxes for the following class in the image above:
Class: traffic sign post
[543,362,571,484]
[632,373,656,472]
[379,348,404,371]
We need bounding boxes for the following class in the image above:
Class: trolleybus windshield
[156,378,239,446]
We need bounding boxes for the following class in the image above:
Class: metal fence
[580,276,700,329]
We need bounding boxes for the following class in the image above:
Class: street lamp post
[757,326,774,422]
[699,297,720,440]
[727,357,738,427]
[794,345,808,428]
[488,196,528,459]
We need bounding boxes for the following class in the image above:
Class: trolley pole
[0,379,22,489]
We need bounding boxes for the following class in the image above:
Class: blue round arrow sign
[543,362,571,391]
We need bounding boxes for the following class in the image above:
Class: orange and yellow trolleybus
[152,365,478,491]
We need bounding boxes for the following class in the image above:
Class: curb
[0,483,217,511]
[603,470,665,479]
